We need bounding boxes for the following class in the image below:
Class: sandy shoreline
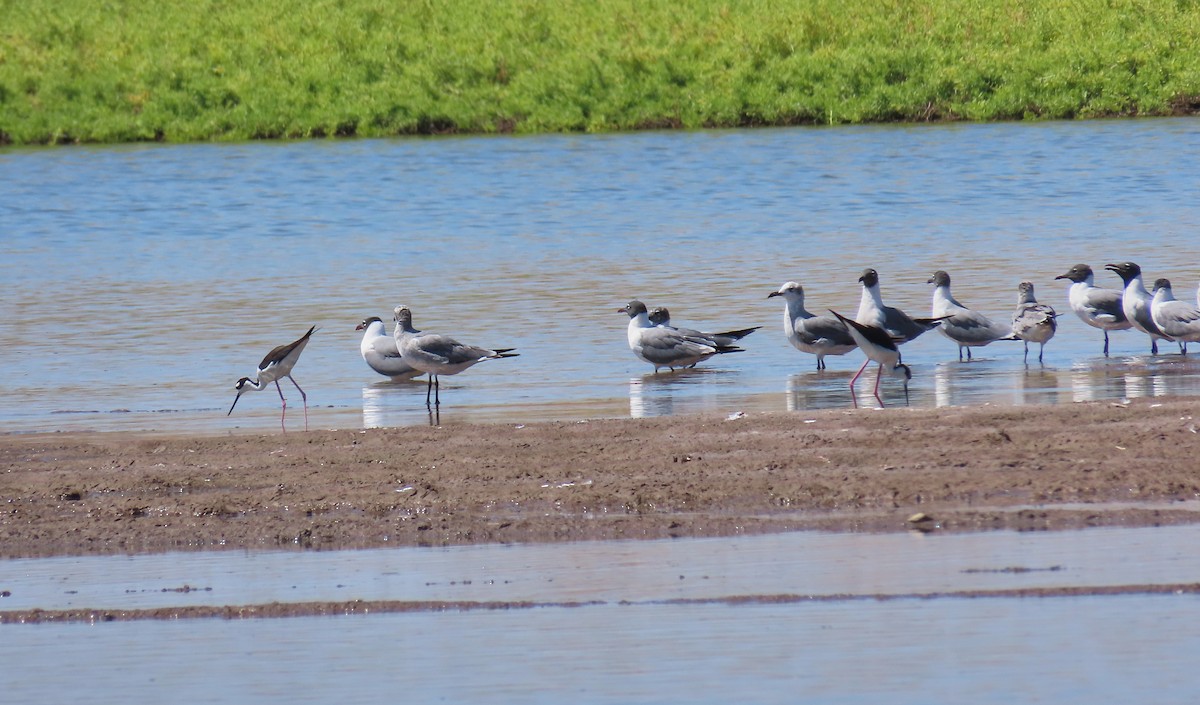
[3,398,1200,562]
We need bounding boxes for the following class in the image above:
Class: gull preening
[829,309,911,407]
[855,268,945,344]
[927,270,1016,361]
[1054,263,1131,356]
[228,325,317,432]
[1105,262,1173,355]
[356,316,422,381]
[1150,278,1200,353]
[1011,281,1058,363]
[392,306,518,406]
[767,281,856,370]
[620,300,743,372]
[647,306,760,348]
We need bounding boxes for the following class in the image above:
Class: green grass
[4,0,1200,144]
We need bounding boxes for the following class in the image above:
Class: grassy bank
[4,0,1200,144]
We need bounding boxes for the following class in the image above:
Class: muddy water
[3,525,1200,702]
[5,120,1200,433]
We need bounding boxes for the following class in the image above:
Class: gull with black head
[1054,264,1130,356]
[621,300,743,372]
[356,315,422,381]
[1150,278,1200,353]
[927,270,1017,361]
[1104,262,1173,355]
[855,268,945,344]
[647,306,760,349]
[228,325,317,432]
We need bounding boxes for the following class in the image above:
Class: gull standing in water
[393,306,518,406]
[356,316,422,380]
[1054,263,1131,356]
[647,306,760,348]
[228,325,317,432]
[767,281,856,370]
[1105,262,1173,355]
[621,300,743,372]
[927,270,1016,361]
[1150,278,1200,353]
[1010,281,1057,363]
[855,268,945,344]
[829,309,911,407]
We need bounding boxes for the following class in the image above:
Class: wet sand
[3,398,1200,559]
[5,398,1200,622]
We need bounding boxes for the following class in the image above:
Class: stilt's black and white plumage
[356,316,422,380]
[647,306,760,349]
[927,270,1017,361]
[392,306,518,407]
[1105,262,1173,355]
[855,268,945,344]
[829,309,911,408]
[1011,281,1057,363]
[228,325,316,432]
[1054,263,1130,356]
[621,300,744,372]
[767,281,856,370]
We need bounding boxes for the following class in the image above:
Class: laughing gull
[392,306,518,406]
[1104,262,1173,355]
[356,316,422,380]
[647,306,761,347]
[1151,278,1200,353]
[1054,263,1131,356]
[1010,281,1058,363]
[927,270,1017,361]
[620,300,743,372]
[767,281,856,370]
[228,325,316,432]
[829,309,911,407]
[855,268,945,344]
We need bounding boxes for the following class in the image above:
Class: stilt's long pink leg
[848,359,870,408]
[872,363,886,407]
[288,375,308,431]
[274,380,287,432]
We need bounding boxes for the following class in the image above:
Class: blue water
[4,525,1200,703]
[3,120,1200,432]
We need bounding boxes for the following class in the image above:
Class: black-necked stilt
[228,325,316,431]
[927,270,1018,361]
[1105,262,1173,355]
[620,300,743,372]
[767,282,856,371]
[1011,281,1058,363]
[1150,278,1200,354]
[855,268,945,344]
[829,309,911,408]
[1054,264,1131,357]
[392,306,518,407]
[356,316,422,380]
[646,306,761,348]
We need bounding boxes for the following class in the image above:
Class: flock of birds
[227,262,1200,430]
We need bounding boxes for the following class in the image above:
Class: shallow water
[5,120,1200,433]
[4,525,1200,703]
[4,524,1200,612]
